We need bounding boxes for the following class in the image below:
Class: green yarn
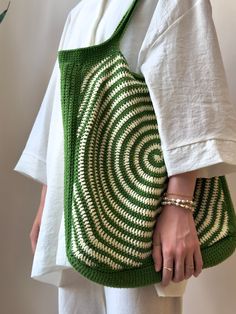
[57,0,236,288]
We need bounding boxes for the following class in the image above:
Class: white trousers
[58,269,183,314]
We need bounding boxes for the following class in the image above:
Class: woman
[14,0,236,313]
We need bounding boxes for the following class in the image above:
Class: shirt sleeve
[140,0,236,178]
[13,12,72,185]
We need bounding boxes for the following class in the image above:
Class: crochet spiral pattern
[58,0,236,288]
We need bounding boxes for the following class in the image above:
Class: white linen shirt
[13,0,236,297]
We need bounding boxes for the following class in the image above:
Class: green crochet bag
[58,0,236,288]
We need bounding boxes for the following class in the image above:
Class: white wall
[0,0,235,313]
[0,1,77,313]
[184,2,236,313]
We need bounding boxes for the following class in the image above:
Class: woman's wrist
[166,170,199,200]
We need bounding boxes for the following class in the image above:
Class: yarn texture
[58,0,236,288]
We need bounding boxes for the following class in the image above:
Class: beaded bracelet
[161,194,195,213]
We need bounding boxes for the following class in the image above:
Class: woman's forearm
[166,170,199,200]
[39,184,47,211]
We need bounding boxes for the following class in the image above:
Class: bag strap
[111,0,140,45]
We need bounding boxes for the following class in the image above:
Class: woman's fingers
[193,243,203,277]
[152,234,175,287]
[172,248,185,283]
[161,251,174,286]
[153,240,203,285]
[184,252,195,279]
[152,232,162,272]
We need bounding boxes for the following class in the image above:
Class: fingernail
[155,265,160,272]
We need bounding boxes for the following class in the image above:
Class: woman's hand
[152,169,203,286]
[152,204,203,287]
[29,184,47,254]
